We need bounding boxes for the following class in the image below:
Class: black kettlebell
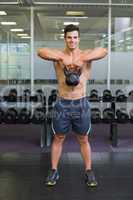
[64,67,81,86]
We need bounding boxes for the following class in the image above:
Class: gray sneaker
[85,169,98,187]
[45,169,59,186]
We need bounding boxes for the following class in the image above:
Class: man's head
[64,24,80,51]
[64,24,80,38]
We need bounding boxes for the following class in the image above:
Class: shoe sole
[46,181,57,186]
[45,175,59,186]
[86,181,98,187]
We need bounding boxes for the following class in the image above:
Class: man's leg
[76,134,91,170]
[76,134,97,187]
[45,134,65,186]
[51,134,66,170]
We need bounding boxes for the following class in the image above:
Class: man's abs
[58,80,87,100]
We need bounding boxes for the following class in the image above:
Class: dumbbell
[128,90,133,102]
[91,108,101,123]
[89,89,99,101]
[102,89,112,102]
[36,89,43,94]
[0,108,4,123]
[49,89,57,103]
[7,89,17,102]
[129,109,133,123]
[103,108,115,123]
[48,94,57,103]
[18,108,31,124]
[48,94,57,111]
[116,89,127,102]
[22,89,31,102]
[116,108,129,123]
[51,89,57,101]
[32,89,44,102]
[32,107,46,124]
[4,108,18,123]
[51,89,57,95]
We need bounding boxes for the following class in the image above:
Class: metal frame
[33,0,133,6]
[107,0,112,90]
[30,7,34,95]
[0,0,19,4]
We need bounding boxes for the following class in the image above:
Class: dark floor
[0,151,133,200]
[0,124,133,200]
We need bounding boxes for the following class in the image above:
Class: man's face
[64,31,80,50]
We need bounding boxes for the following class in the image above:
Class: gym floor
[0,124,133,200]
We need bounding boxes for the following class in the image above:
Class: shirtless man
[38,24,107,187]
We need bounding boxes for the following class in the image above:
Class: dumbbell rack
[89,95,132,147]
[106,97,133,147]
[0,94,47,149]
[89,96,115,147]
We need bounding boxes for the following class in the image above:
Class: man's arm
[82,48,108,62]
[37,48,64,61]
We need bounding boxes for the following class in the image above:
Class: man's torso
[54,50,92,100]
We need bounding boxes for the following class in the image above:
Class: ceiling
[0,1,133,47]
[1,0,133,6]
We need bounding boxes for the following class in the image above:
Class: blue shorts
[52,97,91,135]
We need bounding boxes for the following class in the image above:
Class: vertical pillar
[30,7,34,95]
[107,0,112,90]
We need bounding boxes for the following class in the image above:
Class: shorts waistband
[57,96,88,104]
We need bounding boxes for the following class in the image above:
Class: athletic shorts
[52,97,91,135]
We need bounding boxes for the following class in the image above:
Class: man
[38,24,107,187]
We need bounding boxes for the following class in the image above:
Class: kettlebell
[64,67,81,86]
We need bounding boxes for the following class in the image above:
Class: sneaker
[85,169,98,187]
[45,169,59,186]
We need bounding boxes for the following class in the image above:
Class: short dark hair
[64,24,80,38]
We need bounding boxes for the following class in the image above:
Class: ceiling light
[10,29,24,32]
[54,16,88,19]
[17,33,28,36]
[60,36,64,39]
[63,22,79,26]
[118,40,124,43]
[0,11,7,15]
[102,34,107,38]
[60,33,64,37]
[57,16,88,19]
[21,36,31,39]
[66,11,85,16]
[126,37,131,41]
[1,21,16,25]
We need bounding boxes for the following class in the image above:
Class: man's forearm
[37,48,64,61]
[83,48,108,62]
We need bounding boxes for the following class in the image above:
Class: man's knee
[76,135,89,145]
[54,134,66,143]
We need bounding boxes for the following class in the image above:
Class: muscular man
[38,24,107,187]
